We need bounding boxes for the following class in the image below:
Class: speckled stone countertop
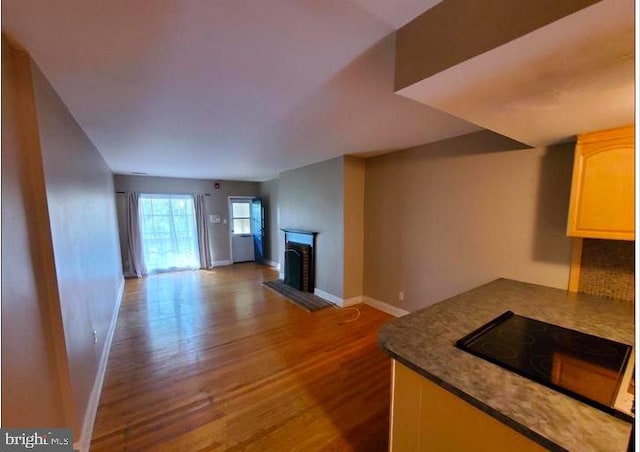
[378,278,635,452]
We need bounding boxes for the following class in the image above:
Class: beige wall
[113,175,259,267]
[279,157,344,297]
[259,178,280,264]
[31,58,124,434]
[364,131,574,311]
[1,38,73,431]
[343,157,365,299]
[394,0,600,90]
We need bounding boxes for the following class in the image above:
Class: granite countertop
[378,278,635,452]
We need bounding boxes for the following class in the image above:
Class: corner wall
[363,130,574,311]
[1,36,72,433]
[343,157,365,299]
[279,157,345,298]
[259,178,280,265]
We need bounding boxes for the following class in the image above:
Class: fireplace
[282,229,317,293]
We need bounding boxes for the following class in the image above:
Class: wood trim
[568,238,583,293]
[567,229,635,241]
[576,124,634,144]
[566,135,585,237]
[389,360,397,452]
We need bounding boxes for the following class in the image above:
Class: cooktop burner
[456,311,634,422]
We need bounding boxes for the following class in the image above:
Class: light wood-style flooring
[91,263,392,451]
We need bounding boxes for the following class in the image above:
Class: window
[231,200,251,235]
[139,194,200,273]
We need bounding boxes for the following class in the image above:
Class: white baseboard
[74,277,124,452]
[342,295,363,307]
[313,290,365,308]
[265,260,280,270]
[212,260,232,267]
[313,288,343,306]
[362,296,409,317]
[314,288,365,307]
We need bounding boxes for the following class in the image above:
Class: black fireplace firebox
[282,229,317,293]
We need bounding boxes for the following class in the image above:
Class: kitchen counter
[378,278,634,452]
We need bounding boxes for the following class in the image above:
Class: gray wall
[2,37,125,439]
[259,178,280,265]
[32,58,125,435]
[364,130,575,312]
[113,175,259,269]
[279,157,345,298]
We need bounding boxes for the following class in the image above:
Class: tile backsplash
[579,239,635,301]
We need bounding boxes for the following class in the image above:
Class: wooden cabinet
[389,360,544,452]
[551,353,619,405]
[566,125,635,241]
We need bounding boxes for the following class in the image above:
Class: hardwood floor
[91,263,393,451]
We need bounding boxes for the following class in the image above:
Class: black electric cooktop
[456,311,634,422]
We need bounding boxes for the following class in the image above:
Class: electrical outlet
[92,330,98,344]
[398,292,404,301]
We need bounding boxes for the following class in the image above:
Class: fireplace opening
[282,229,316,293]
[285,242,312,291]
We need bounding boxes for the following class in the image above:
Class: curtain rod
[115,191,210,196]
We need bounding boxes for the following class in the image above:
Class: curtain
[138,194,200,274]
[126,192,147,277]
[193,193,213,269]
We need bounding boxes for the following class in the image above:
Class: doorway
[139,194,200,273]
[229,197,264,263]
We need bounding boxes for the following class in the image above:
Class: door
[251,198,264,264]
[139,194,201,273]
[230,198,255,263]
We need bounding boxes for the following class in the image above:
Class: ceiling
[2,0,479,181]
[396,0,635,146]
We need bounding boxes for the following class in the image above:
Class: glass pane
[233,218,251,234]
[171,197,188,215]
[152,198,171,215]
[232,202,250,218]
[184,197,195,217]
[139,195,200,273]
[154,216,171,236]
[173,215,187,234]
[141,198,153,215]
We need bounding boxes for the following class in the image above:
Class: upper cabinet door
[567,125,635,241]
